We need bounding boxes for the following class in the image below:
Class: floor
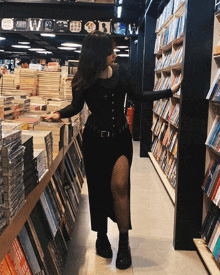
[64,141,208,275]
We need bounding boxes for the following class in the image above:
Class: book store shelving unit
[193,1,220,273]
[141,0,215,251]
[0,125,84,274]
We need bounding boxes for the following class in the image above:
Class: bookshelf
[194,2,220,272]
[0,128,84,267]
[141,0,215,250]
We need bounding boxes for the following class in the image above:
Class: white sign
[1,18,14,30]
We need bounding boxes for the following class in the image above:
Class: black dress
[58,65,173,233]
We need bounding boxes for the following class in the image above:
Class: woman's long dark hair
[72,31,116,91]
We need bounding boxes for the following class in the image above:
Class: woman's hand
[171,76,183,95]
[41,112,61,122]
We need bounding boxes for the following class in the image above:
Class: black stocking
[111,155,130,234]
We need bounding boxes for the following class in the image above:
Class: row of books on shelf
[153,99,180,127]
[154,74,182,95]
[206,69,220,102]
[202,160,220,207]
[154,15,186,53]
[0,139,84,274]
[151,138,177,188]
[156,0,185,32]
[152,121,178,156]
[205,115,220,153]
[154,76,171,91]
[155,46,183,71]
[201,204,220,264]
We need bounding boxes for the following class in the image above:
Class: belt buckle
[101,131,110,137]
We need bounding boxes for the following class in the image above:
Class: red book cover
[0,257,12,274]
[211,174,220,201]
[9,238,32,275]
[5,253,16,275]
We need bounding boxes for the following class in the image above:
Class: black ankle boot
[116,232,132,270]
[96,233,113,259]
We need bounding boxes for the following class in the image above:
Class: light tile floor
[64,141,208,275]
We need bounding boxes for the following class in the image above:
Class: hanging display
[1,18,14,30]
[43,19,55,32]
[113,22,126,35]
[54,20,69,33]
[29,19,42,31]
[69,21,82,33]
[98,21,111,34]
[84,21,96,33]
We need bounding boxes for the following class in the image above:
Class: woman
[41,31,182,270]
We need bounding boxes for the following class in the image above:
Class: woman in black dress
[42,31,182,270]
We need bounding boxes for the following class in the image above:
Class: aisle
[64,141,208,275]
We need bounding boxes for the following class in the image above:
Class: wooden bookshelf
[148,152,175,204]
[193,239,220,275]
[141,0,215,251]
[0,130,81,263]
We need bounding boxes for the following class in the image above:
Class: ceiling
[0,0,144,62]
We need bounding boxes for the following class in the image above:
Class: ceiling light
[61,43,82,47]
[12,45,31,49]
[58,47,76,50]
[0,50,4,52]
[37,51,52,54]
[40,33,56,37]
[18,42,30,44]
[75,50,81,53]
[117,46,129,49]
[28,48,45,51]
[0,37,6,41]
[117,6,122,18]
[114,49,120,52]
[117,54,129,57]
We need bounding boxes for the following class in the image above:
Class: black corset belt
[87,123,129,138]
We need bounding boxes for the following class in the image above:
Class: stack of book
[13,115,40,130]
[22,130,53,169]
[34,149,47,180]
[30,102,47,111]
[0,96,14,120]
[0,74,17,96]
[1,130,25,226]
[38,71,61,99]
[14,68,38,95]
[12,96,30,113]
[34,121,65,156]
[22,134,39,196]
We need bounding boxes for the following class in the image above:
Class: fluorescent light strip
[61,43,82,47]
[117,46,129,49]
[117,6,122,18]
[12,45,31,49]
[0,37,6,41]
[18,42,30,44]
[117,54,129,57]
[58,47,76,50]
[40,33,56,37]
[28,48,45,51]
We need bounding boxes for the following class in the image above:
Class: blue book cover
[213,234,220,258]
[18,225,42,274]
[204,162,218,193]
[44,189,59,230]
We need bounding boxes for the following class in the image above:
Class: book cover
[204,162,218,193]
[9,237,32,275]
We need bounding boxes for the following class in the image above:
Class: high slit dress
[58,64,173,233]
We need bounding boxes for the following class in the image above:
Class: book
[9,237,33,275]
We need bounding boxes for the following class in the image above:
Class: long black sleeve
[120,65,173,102]
[58,87,85,118]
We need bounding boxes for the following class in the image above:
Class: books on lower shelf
[201,204,220,264]
[206,115,220,152]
